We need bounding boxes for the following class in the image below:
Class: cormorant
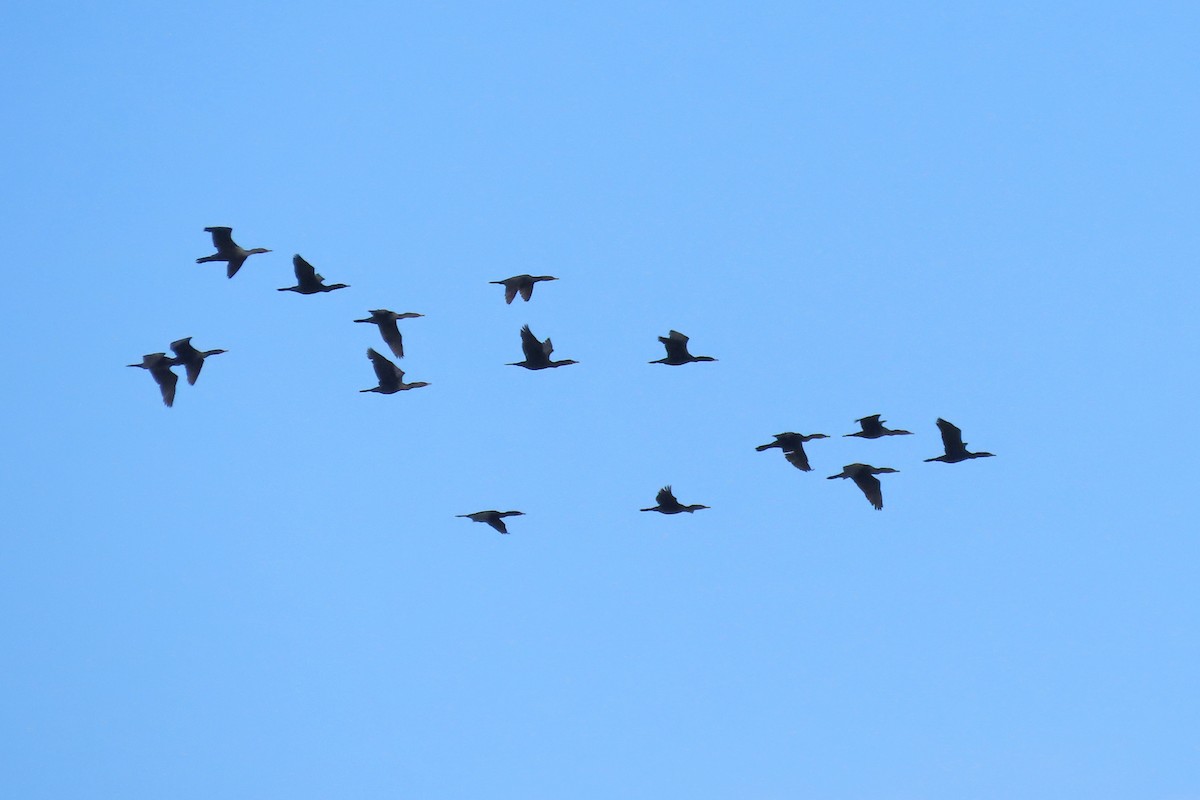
[127,353,179,407]
[925,418,995,464]
[508,325,578,370]
[826,463,899,510]
[640,486,709,514]
[196,226,271,278]
[360,348,430,393]
[278,254,349,294]
[755,432,830,471]
[458,510,525,534]
[354,309,423,359]
[490,274,557,304]
[168,337,227,386]
[649,330,716,366]
[844,414,912,438]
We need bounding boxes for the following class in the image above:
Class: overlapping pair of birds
[128,227,995,525]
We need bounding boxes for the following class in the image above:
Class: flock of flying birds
[128,226,996,527]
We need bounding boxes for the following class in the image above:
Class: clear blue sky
[2,2,1196,797]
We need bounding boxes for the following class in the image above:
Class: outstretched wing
[367,348,402,384]
[936,418,965,453]
[784,445,812,471]
[519,325,542,361]
[156,368,178,407]
[504,282,519,304]
[519,281,534,301]
[293,254,318,283]
[379,318,404,359]
[659,330,691,361]
[656,485,677,506]
[852,473,884,510]
[205,226,235,251]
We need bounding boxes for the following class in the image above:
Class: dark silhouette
[925,418,995,464]
[127,353,179,407]
[827,463,899,510]
[354,309,423,359]
[508,325,578,370]
[458,510,525,534]
[844,414,912,439]
[196,226,271,278]
[640,486,709,514]
[169,337,227,386]
[490,274,557,304]
[360,348,430,394]
[755,432,830,472]
[649,330,716,366]
[278,254,349,294]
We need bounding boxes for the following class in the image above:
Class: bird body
[925,418,995,463]
[360,348,429,393]
[490,274,557,304]
[844,414,912,438]
[278,254,349,294]
[458,510,525,534]
[827,463,899,510]
[649,330,716,366]
[196,226,271,278]
[640,485,709,514]
[127,353,179,407]
[354,309,423,359]
[169,337,227,385]
[508,325,577,370]
[755,432,829,471]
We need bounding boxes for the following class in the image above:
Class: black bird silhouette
[196,226,271,278]
[843,414,912,438]
[354,309,423,359]
[508,325,578,370]
[458,510,525,534]
[127,353,179,407]
[360,348,430,394]
[925,419,996,464]
[168,337,227,386]
[278,254,349,294]
[755,432,830,471]
[649,330,716,366]
[827,463,899,510]
[490,274,557,304]
[640,486,709,514]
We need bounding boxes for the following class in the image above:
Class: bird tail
[639,507,655,512]
[754,443,776,451]
[196,255,217,264]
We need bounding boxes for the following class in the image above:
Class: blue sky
[2,2,1196,797]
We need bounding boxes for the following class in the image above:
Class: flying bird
[843,414,912,438]
[508,325,578,370]
[196,226,271,278]
[755,432,830,472]
[360,348,430,394]
[457,510,525,534]
[490,274,558,304]
[168,337,227,386]
[354,309,423,359]
[127,353,179,407]
[649,330,716,366]
[925,418,996,464]
[640,486,709,514]
[278,254,349,294]
[826,463,899,510]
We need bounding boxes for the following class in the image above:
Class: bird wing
[784,445,812,471]
[519,325,542,361]
[367,348,402,384]
[504,282,518,304]
[379,318,404,359]
[293,254,317,283]
[660,331,691,361]
[183,359,203,385]
[169,338,198,359]
[656,486,677,506]
[206,226,235,250]
[488,517,509,533]
[936,418,965,453]
[156,368,178,407]
[519,281,534,301]
[851,472,884,510]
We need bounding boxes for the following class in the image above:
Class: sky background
[2,2,1197,797]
